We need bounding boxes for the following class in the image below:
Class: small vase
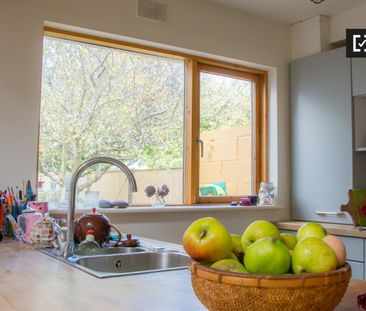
[258,182,275,205]
[151,197,165,208]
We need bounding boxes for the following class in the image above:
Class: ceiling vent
[138,0,167,22]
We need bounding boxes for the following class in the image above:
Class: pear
[292,237,337,274]
[297,222,326,241]
[226,252,239,261]
[280,233,297,250]
[211,259,248,273]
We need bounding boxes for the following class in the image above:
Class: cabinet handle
[314,211,346,216]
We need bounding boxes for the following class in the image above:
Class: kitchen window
[38,28,267,208]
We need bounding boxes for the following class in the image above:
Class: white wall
[105,208,287,244]
[329,3,366,44]
[291,3,366,60]
[0,0,291,238]
[291,16,330,61]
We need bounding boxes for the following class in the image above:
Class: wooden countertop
[0,240,365,311]
[276,221,366,238]
[0,240,203,311]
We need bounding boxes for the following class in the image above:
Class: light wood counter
[0,240,365,311]
[0,240,203,311]
[276,221,366,238]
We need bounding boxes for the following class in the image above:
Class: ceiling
[207,0,366,24]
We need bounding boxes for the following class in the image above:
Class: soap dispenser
[79,229,101,250]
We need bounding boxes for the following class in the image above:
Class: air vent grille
[138,0,167,22]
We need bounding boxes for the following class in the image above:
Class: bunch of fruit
[182,217,346,275]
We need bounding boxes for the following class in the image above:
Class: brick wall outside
[200,126,252,196]
[89,126,252,203]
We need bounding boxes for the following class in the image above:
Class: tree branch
[39,162,64,188]
[77,166,111,192]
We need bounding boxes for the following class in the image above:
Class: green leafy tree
[39,37,184,193]
[39,37,252,201]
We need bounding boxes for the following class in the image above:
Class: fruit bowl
[189,260,351,311]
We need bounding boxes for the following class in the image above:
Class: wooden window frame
[43,27,268,205]
[185,62,268,204]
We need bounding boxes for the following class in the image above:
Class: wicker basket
[189,260,351,311]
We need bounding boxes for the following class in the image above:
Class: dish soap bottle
[79,229,100,250]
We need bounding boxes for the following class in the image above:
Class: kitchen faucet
[60,157,137,258]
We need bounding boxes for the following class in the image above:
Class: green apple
[280,233,297,250]
[211,259,248,273]
[182,217,233,262]
[231,234,244,262]
[292,237,337,274]
[241,220,281,253]
[244,237,291,275]
[297,222,326,241]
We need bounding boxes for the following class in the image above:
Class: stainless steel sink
[69,251,189,278]
[40,245,189,278]
[73,246,146,256]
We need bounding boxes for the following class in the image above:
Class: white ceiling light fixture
[310,0,325,4]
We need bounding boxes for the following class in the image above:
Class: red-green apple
[244,237,291,274]
[211,259,248,273]
[231,234,244,262]
[323,235,346,268]
[280,233,297,250]
[182,217,233,262]
[297,222,326,241]
[241,220,281,253]
[292,237,337,274]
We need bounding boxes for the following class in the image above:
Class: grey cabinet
[352,59,366,188]
[352,58,366,96]
[340,236,364,280]
[290,47,353,224]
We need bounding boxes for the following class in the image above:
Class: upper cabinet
[352,58,366,152]
[354,96,366,152]
[291,47,354,224]
[352,58,366,97]
[351,58,366,188]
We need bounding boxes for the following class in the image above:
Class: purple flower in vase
[144,185,156,198]
[145,184,170,207]
[157,184,169,198]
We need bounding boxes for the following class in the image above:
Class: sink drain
[115,259,125,269]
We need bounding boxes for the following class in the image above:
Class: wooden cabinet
[290,47,353,224]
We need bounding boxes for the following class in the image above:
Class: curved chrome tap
[61,157,137,258]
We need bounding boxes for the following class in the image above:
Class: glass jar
[151,197,165,208]
[258,182,275,205]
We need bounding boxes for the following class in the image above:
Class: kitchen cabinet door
[340,236,364,262]
[349,261,364,280]
[291,47,353,224]
[352,58,366,97]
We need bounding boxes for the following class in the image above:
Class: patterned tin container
[17,207,43,244]
[30,213,55,248]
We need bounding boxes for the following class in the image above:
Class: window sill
[49,204,284,216]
